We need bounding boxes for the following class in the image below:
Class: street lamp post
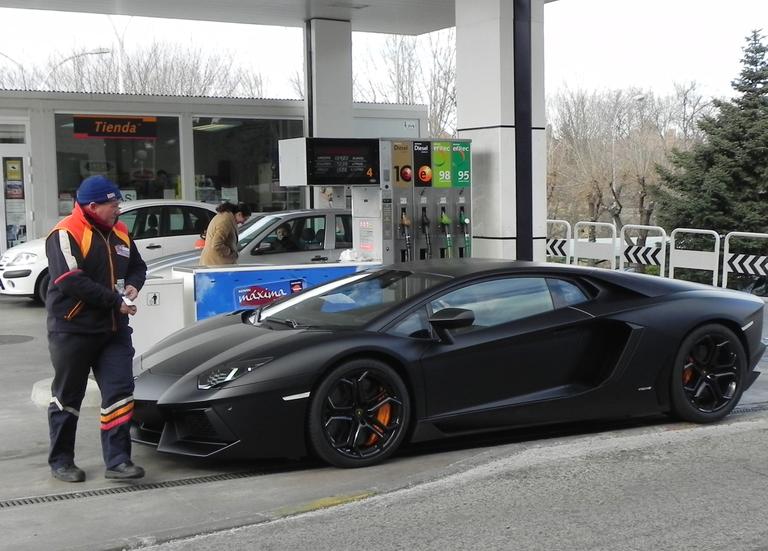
[42,48,111,90]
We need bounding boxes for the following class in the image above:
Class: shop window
[0,124,25,144]
[55,114,181,214]
[192,117,304,214]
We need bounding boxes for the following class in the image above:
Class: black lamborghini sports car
[131,259,765,468]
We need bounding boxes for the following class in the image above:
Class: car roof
[258,208,351,216]
[120,199,218,211]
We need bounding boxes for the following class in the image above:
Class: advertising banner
[73,115,157,140]
[194,264,372,321]
[4,157,23,199]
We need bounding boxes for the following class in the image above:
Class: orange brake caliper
[682,358,695,385]
[365,400,392,446]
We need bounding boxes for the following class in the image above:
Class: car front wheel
[34,271,50,304]
[670,324,746,423]
[308,359,410,468]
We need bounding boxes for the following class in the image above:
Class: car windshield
[261,269,449,329]
[237,214,277,251]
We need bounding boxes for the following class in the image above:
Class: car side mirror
[253,242,273,255]
[428,308,475,344]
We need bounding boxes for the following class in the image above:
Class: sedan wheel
[670,324,746,423]
[308,359,410,468]
[34,271,50,304]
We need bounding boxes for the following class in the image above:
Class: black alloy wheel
[308,358,410,468]
[670,324,746,423]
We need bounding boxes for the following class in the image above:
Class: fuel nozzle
[439,211,452,228]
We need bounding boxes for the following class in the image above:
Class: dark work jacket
[45,203,147,334]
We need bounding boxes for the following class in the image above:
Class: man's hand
[119,301,137,316]
[124,285,139,300]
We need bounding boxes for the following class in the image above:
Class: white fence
[545,220,768,290]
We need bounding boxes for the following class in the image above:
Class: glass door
[0,122,31,254]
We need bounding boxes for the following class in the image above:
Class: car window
[429,277,554,333]
[334,214,352,249]
[238,214,279,250]
[133,207,162,239]
[166,206,191,236]
[299,216,327,250]
[547,278,589,308]
[258,216,326,254]
[389,307,432,339]
[120,210,139,236]
[263,270,449,328]
[189,207,214,238]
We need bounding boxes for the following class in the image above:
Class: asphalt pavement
[1,293,767,551]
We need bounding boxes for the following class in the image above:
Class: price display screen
[306,138,380,186]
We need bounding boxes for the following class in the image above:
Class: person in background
[236,202,252,226]
[45,175,147,483]
[200,202,244,265]
[273,223,299,252]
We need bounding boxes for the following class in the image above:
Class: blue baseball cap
[76,175,123,205]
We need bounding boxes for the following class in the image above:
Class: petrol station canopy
[2,0,457,35]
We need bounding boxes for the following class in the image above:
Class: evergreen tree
[656,30,768,234]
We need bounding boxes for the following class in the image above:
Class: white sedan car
[0,199,216,303]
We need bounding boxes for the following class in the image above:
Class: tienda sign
[73,115,157,140]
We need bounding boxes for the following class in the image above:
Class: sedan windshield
[262,269,449,328]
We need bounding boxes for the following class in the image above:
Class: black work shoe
[51,464,86,483]
[105,461,145,480]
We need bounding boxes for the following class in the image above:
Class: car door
[133,205,213,260]
[244,214,334,264]
[325,213,352,261]
[415,276,596,428]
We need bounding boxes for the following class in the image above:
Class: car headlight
[197,357,272,390]
[7,252,38,266]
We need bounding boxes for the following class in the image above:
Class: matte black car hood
[138,311,307,377]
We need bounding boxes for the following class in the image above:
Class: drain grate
[0,470,268,509]
[732,402,768,416]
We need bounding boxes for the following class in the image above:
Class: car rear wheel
[308,359,410,468]
[670,324,746,423]
[33,271,50,304]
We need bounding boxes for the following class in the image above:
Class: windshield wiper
[265,317,304,329]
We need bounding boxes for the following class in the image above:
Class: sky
[0,0,766,100]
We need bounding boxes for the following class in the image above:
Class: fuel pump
[278,137,471,266]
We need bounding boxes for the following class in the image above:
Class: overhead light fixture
[193,122,241,133]
[328,2,370,9]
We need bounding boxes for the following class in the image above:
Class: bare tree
[355,29,456,137]
[547,85,710,236]
[0,41,267,97]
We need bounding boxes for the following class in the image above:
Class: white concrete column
[456,0,547,261]
[304,18,354,138]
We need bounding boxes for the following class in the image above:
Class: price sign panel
[452,142,471,188]
[306,138,380,186]
[432,141,452,188]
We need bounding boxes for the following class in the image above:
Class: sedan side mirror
[428,307,475,344]
[253,242,273,255]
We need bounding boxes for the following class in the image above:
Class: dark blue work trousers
[47,326,135,470]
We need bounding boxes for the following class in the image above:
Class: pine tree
[656,30,768,235]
